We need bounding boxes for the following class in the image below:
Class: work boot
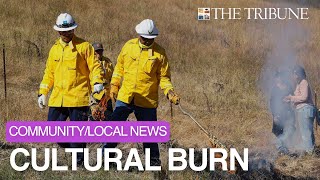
[306,149,314,156]
[105,162,119,171]
[77,158,84,167]
[150,158,161,166]
[128,166,142,173]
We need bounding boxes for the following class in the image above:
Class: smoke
[246,1,314,171]
[295,0,320,8]
[258,19,310,157]
[260,21,308,98]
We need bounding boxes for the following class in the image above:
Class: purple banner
[6,121,170,143]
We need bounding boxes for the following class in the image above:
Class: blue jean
[103,100,160,164]
[48,107,89,161]
[275,122,295,152]
[296,104,316,153]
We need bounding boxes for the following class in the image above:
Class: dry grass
[0,0,320,179]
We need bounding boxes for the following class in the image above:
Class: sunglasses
[140,36,154,41]
[59,30,74,34]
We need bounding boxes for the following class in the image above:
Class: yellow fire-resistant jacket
[101,56,114,83]
[111,38,174,108]
[92,56,114,100]
[39,36,104,107]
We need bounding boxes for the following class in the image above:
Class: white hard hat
[53,13,78,31]
[135,19,159,39]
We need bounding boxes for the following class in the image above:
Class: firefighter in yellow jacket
[37,13,104,165]
[90,42,114,120]
[104,19,180,166]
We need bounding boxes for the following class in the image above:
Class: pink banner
[6,121,170,143]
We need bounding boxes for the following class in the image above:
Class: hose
[178,103,229,152]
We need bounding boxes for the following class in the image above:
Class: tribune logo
[197,7,309,20]
[198,8,210,20]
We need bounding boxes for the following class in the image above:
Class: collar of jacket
[138,39,154,50]
[56,36,77,50]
